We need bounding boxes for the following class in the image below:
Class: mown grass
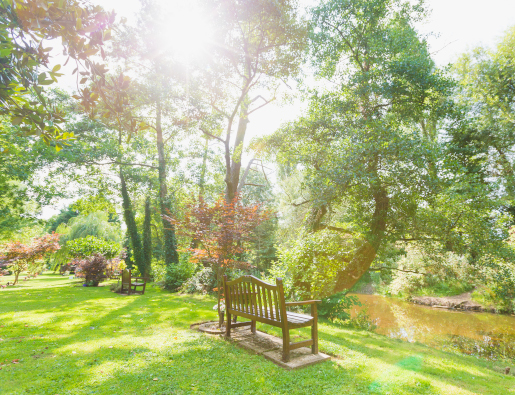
[0,273,514,395]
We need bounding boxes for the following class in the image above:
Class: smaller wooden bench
[223,275,321,362]
[120,269,147,295]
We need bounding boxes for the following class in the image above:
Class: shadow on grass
[1,275,513,395]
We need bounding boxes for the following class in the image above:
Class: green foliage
[120,171,145,276]
[51,211,122,269]
[162,198,180,288]
[60,212,122,244]
[71,195,117,218]
[181,267,217,294]
[343,309,378,332]
[386,248,475,297]
[164,253,198,292]
[276,230,353,298]
[318,292,362,322]
[46,207,79,233]
[0,0,114,145]
[67,236,120,260]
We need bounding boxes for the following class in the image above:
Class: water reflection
[350,294,515,360]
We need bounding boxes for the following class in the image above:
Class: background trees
[1,0,515,312]
[2,233,60,284]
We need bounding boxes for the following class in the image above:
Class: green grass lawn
[0,273,514,395]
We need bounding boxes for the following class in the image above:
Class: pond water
[350,294,515,361]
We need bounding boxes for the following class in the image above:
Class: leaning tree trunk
[120,169,145,274]
[332,185,389,292]
[13,269,22,285]
[155,98,179,284]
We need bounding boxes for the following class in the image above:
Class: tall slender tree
[197,0,307,202]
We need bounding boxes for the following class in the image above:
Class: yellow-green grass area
[0,273,513,395]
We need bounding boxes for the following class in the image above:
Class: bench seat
[230,307,314,328]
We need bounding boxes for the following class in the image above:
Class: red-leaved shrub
[76,254,108,286]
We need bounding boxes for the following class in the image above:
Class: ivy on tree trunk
[142,196,152,277]
[120,169,145,274]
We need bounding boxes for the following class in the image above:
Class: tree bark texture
[156,99,179,274]
[226,99,249,202]
[142,196,152,277]
[120,169,145,274]
[332,185,389,292]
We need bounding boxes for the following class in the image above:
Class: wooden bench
[120,269,147,295]
[223,275,320,362]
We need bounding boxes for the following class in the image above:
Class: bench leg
[282,328,290,362]
[251,320,256,334]
[312,303,318,354]
[226,312,232,337]
[311,322,318,354]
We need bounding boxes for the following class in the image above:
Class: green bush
[164,253,198,291]
[180,267,216,294]
[318,292,361,321]
[67,235,121,259]
[342,309,377,331]
[110,282,122,293]
[274,230,353,299]
[387,248,475,297]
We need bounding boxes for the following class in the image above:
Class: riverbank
[410,291,496,313]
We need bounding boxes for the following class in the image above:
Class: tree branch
[79,160,158,169]
[369,266,427,276]
[199,127,225,144]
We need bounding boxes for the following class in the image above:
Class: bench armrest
[285,300,321,306]
[132,276,149,281]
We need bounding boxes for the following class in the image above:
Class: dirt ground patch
[411,291,495,312]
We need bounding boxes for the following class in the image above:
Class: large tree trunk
[155,98,179,281]
[120,169,145,273]
[333,185,389,292]
[226,99,249,202]
[304,204,328,232]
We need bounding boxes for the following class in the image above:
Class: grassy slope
[0,274,513,395]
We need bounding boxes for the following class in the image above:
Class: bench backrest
[121,269,131,284]
[223,275,285,324]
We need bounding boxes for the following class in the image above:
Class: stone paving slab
[226,327,330,370]
[262,347,331,370]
